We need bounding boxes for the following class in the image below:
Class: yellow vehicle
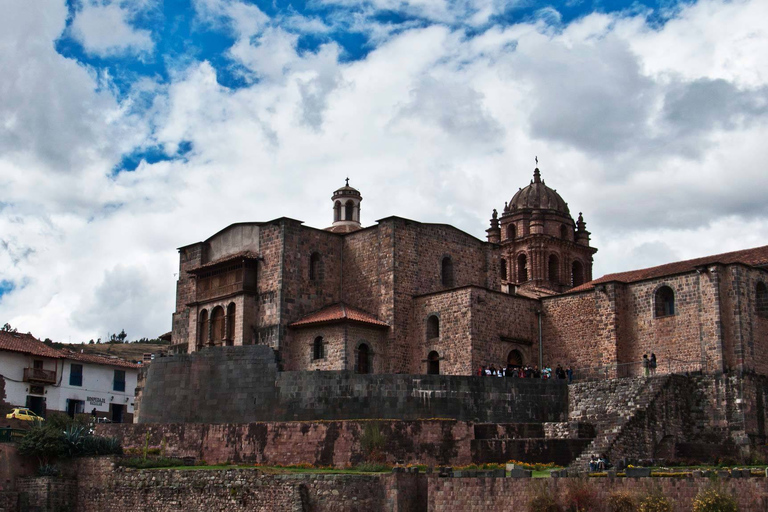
[5,408,44,422]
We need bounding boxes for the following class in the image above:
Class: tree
[1,323,17,333]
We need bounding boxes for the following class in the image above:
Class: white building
[0,331,140,423]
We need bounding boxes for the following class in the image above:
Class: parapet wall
[139,346,568,424]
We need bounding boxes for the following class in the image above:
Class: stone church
[170,167,768,379]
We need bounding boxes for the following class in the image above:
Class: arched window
[211,306,226,343]
[500,258,507,280]
[309,252,321,281]
[334,201,341,222]
[427,315,439,340]
[345,200,354,221]
[198,309,209,349]
[560,225,568,240]
[313,336,324,360]
[654,286,675,317]
[357,343,371,374]
[441,256,454,287]
[427,351,440,375]
[517,254,528,282]
[757,282,768,318]
[549,254,559,284]
[226,303,235,346]
[572,261,584,287]
[506,224,516,240]
[507,350,523,367]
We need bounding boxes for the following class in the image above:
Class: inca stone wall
[138,346,568,424]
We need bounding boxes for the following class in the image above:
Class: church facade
[170,168,768,379]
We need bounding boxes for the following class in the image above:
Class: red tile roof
[569,244,768,294]
[60,350,141,369]
[290,303,389,328]
[0,331,62,358]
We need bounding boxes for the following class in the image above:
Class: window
[427,315,439,340]
[572,261,584,287]
[517,254,528,282]
[211,306,225,343]
[560,225,568,240]
[655,286,675,317]
[507,350,523,367]
[310,252,321,281]
[757,282,768,318]
[33,360,43,369]
[549,254,559,284]
[345,200,354,221]
[506,224,516,240]
[198,309,209,349]
[441,257,454,287]
[500,258,507,280]
[226,303,236,345]
[334,201,341,222]
[313,336,324,360]
[70,364,83,387]
[427,351,440,375]
[357,343,371,374]
[113,370,126,392]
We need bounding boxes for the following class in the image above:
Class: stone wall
[138,345,568,424]
[428,476,768,511]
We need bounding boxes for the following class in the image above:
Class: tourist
[650,353,657,376]
[556,364,566,380]
[566,365,573,383]
[533,365,541,379]
[642,354,650,377]
[484,366,491,376]
[588,455,598,472]
[477,366,483,376]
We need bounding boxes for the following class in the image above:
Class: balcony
[23,367,57,384]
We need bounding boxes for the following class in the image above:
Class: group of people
[588,454,611,472]
[642,353,658,376]
[477,363,573,383]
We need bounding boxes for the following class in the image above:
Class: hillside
[61,342,169,363]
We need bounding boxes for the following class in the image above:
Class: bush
[529,481,562,512]
[692,486,738,512]
[354,462,391,472]
[565,478,597,512]
[359,422,386,462]
[37,464,60,477]
[118,457,186,469]
[639,494,673,512]
[17,417,122,467]
[608,491,637,512]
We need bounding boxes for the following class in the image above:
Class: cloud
[3,0,768,345]
[70,1,154,57]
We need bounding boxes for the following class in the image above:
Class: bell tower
[327,178,363,234]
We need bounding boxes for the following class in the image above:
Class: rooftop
[290,303,389,328]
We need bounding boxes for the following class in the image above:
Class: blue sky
[2,0,768,341]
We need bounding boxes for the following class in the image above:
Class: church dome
[507,168,570,216]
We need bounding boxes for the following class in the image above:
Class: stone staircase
[568,375,672,470]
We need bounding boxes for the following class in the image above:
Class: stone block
[509,469,532,478]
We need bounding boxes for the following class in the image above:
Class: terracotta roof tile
[290,303,389,328]
[568,244,768,294]
[60,350,141,369]
[0,331,62,358]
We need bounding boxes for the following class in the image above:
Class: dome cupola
[506,167,570,217]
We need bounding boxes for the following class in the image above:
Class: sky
[1,0,768,343]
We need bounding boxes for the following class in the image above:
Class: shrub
[692,486,738,512]
[608,491,637,512]
[565,478,597,512]
[37,464,60,477]
[18,423,66,464]
[639,494,673,512]
[359,422,386,462]
[529,481,561,512]
[354,462,391,472]
[118,457,186,469]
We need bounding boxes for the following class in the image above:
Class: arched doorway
[572,260,584,287]
[507,349,523,368]
[517,254,528,282]
[357,343,371,374]
[211,306,225,345]
[427,351,440,375]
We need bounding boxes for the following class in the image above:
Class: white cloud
[2,0,768,344]
[70,1,154,57]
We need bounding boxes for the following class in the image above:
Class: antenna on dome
[535,156,538,166]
